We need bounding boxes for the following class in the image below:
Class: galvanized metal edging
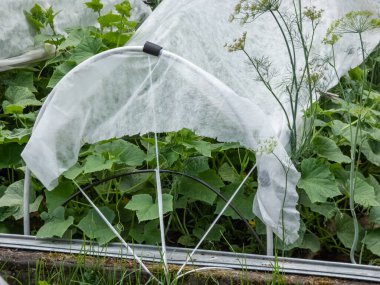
[0,234,379,282]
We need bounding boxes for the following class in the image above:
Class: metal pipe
[153,133,169,277]
[23,167,31,235]
[1,234,379,282]
[266,226,273,256]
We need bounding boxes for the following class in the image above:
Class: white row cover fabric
[0,0,151,69]
[21,47,300,244]
[22,0,380,244]
[129,0,380,144]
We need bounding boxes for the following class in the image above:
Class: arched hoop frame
[23,44,274,284]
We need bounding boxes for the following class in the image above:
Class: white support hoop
[23,45,275,281]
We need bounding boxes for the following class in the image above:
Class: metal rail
[0,234,379,282]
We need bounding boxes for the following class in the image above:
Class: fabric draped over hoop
[22,0,380,244]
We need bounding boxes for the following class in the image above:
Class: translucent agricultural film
[22,0,380,244]
[0,0,151,70]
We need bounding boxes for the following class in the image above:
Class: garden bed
[0,248,376,285]
[1,234,379,284]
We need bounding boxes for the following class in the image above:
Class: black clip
[143,41,163,56]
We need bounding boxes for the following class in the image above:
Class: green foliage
[94,0,136,48]
[69,36,103,63]
[311,136,350,163]
[0,144,24,168]
[24,4,50,33]
[299,42,380,261]
[193,224,225,242]
[94,139,146,166]
[354,178,379,208]
[335,213,363,249]
[45,181,76,212]
[0,180,43,221]
[215,183,255,220]
[125,193,173,222]
[129,220,161,244]
[24,3,63,47]
[77,207,118,245]
[298,158,341,203]
[85,0,104,14]
[176,170,223,205]
[363,229,380,256]
[36,207,74,238]
[2,86,42,114]
[47,61,76,88]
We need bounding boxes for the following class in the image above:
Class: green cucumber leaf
[299,193,338,219]
[0,143,24,168]
[70,37,103,64]
[369,207,380,224]
[177,170,223,205]
[182,156,210,175]
[83,154,114,173]
[193,224,225,242]
[354,178,380,208]
[311,136,350,163]
[37,207,74,238]
[2,86,41,114]
[182,140,212,157]
[361,139,380,166]
[215,183,254,220]
[115,1,132,17]
[0,180,33,208]
[0,180,43,220]
[177,235,195,246]
[94,139,146,166]
[77,206,117,245]
[45,181,76,212]
[363,229,380,256]
[125,194,173,222]
[128,220,161,244]
[218,163,239,183]
[0,128,31,144]
[298,158,341,203]
[47,61,76,88]
[85,0,103,14]
[336,214,363,249]
[8,71,37,92]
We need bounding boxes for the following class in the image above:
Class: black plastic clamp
[143,41,163,56]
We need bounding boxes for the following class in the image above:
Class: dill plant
[228,0,380,264]
[227,0,324,162]
[323,10,380,264]
[226,0,326,257]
